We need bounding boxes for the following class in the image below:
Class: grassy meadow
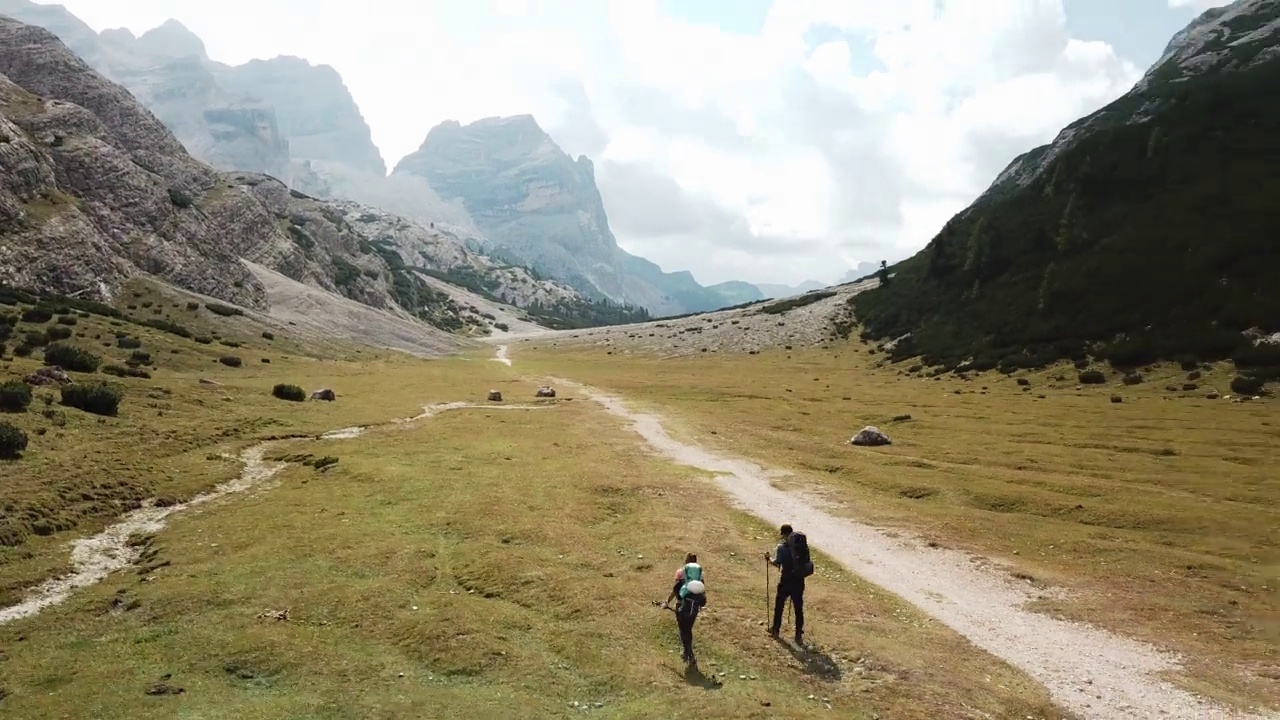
[0,284,1068,719]
[514,341,1280,711]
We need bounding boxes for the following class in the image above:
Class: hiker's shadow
[774,636,843,681]
[677,663,723,690]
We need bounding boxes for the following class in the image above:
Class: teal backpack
[678,563,707,610]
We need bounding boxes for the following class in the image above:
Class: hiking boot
[768,627,780,638]
[794,632,804,646]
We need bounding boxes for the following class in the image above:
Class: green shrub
[45,326,72,341]
[0,420,28,459]
[43,342,101,373]
[129,350,151,365]
[494,322,510,332]
[22,330,47,349]
[194,336,212,344]
[261,331,275,341]
[139,318,192,338]
[0,380,32,413]
[20,307,52,323]
[219,340,242,348]
[56,315,77,326]
[13,343,34,357]
[0,341,6,356]
[758,291,837,315]
[185,302,200,311]
[116,336,142,349]
[271,383,306,402]
[102,364,148,378]
[218,355,243,368]
[1122,373,1143,386]
[1230,375,1265,396]
[1078,370,1107,384]
[60,382,122,416]
[204,303,244,317]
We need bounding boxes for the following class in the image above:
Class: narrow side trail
[0,400,550,626]
[486,344,1272,720]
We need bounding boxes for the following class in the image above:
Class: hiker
[764,523,813,645]
[663,552,707,664]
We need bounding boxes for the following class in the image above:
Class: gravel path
[539,370,1278,720]
[0,400,551,627]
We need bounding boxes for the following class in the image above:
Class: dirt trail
[0,446,284,626]
[0,400,551,627]
[491,344,513,366]
[508,363,1277,720]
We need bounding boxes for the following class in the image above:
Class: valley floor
[513,340,1280,719]
[0,302,1275,719]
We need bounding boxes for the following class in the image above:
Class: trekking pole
[765,559,770,627]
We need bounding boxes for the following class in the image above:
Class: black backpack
[786,532,815,578]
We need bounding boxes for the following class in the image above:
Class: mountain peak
[136,17,206,59]
[406,114,558,168]
[1139,0,1280,92]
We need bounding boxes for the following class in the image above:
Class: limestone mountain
[851,0,1280,385]
[209,55,386,177]
[0,15,542,345]
[0,1,294,180]
[0,1,381,186]
[394,115,755,316]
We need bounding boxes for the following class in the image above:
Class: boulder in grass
[487,389,503,402]
[535,386,556,398]
[850,426,891,446]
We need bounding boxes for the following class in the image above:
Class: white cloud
[1167,0,1232,9]
[42,0,1145,287]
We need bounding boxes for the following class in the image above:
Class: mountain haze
[394,114,760,316]
[2,0,766,316]
[0,14,637,349]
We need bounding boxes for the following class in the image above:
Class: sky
[39,0,1231,287]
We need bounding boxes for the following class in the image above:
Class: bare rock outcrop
[850,426,892,447]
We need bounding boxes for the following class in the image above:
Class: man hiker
[764,523,812,645]
[663,552,707,665]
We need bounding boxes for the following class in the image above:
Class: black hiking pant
[771,575,804,637]
[676,600,699,660]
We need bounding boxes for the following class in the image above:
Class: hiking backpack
[679,562,707,608]
[786,532,815,578]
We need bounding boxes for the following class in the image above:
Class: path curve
[491,344,512,366]
[482,343,1271,720]
[0,400,550,626]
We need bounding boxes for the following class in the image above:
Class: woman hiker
[663,553,707,665]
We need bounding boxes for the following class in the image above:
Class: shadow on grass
[774,636,842,681]
[675,662,723,690]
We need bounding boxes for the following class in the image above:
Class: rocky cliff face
[0,15,479,341]
[851,0,1280,374]
[212,56,385,177]
[982,0,1280,199]
[332,199,581,310]
[394,115,751,316]
[0,0,374,186]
